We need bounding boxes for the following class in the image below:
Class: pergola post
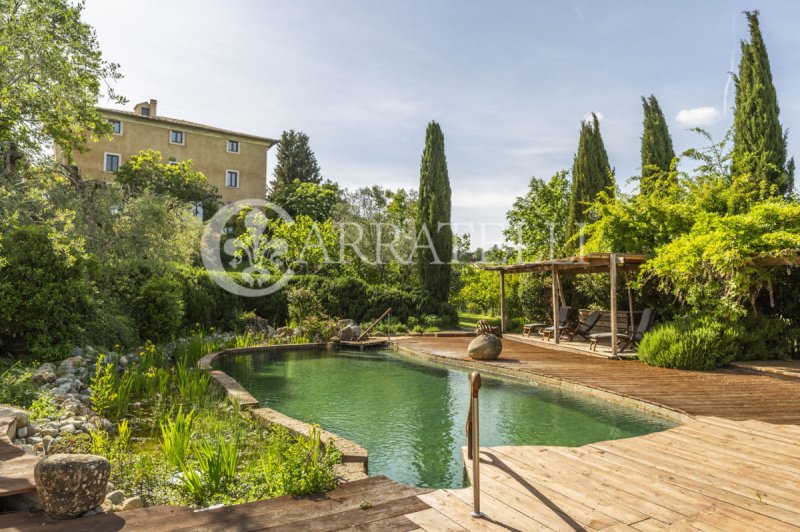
[499,271,507,333]
[552,265,560,344]
[610,253,618,357]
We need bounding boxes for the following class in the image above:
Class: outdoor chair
[589,308,654,352]
[540,307,575,341]
[562,311,602,341]
[523,306,570,337]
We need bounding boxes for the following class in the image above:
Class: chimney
[133,99,158,117]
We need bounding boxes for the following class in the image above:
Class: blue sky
[83,1,800,246]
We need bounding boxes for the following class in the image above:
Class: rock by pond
[34,454,110,519]
[467,334,503,360]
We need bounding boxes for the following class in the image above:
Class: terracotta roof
[99,107,279,145]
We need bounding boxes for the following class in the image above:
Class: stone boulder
[338,325,362,342]
[0,405,29,428]
[35,454,111,519]
[467,334,503,360]
[246,315,276,337]
[32,363,57,385]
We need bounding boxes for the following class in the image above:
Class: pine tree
[416,121,453,302]
[732,10,792,195]
[640,95,675,194]
[566,113,613,251]
[268,130,322,203]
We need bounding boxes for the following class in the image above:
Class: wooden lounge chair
[589,308,654,352]
[562,311,602,341]
[523,306,570,337]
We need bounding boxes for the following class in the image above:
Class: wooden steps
[0,475,431,531]
[0,417,39,499]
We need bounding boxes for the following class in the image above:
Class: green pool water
[216,348,675,489]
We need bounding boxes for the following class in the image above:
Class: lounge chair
[589,308,654,352]
[523,306,570,337]
[540,307,575,341]
[562,311,602,341]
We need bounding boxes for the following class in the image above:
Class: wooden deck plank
[405,508,469,531]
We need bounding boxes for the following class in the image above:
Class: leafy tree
[0,0,124,166]
[504,171,571,261]
[731,10,793,195]
[566,113,613,251]
[280,181,340,221]
[640,95,675,194]
[114,150,219,209]
[416,121,453,302]
[268,130,322,205]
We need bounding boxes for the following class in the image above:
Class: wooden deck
[397,336,800,424]
[0,417,39,498]
[452,416,800,531]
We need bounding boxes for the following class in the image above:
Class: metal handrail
[466,371,483,518]
[356,307,391,341]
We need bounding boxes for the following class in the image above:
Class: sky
[82,0,800,247]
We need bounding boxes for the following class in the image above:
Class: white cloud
[675,106,721,127]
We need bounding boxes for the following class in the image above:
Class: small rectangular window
[227,140,239,153]
[140,107,150,117]
[225,170,239,188]
[104,153,120,172]
[170,130,184,144]
[109,119,122,135]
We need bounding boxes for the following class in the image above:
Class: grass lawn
[457,312,500,330]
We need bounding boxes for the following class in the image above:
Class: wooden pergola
[484,253,648,357]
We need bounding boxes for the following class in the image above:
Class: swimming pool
[216,348,675,488]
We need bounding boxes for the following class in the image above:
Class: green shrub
[180,432,240,503]
[29,392,66,421]
[734,315,795,361]
[132,276,185,342]
[0,362,37,407]
[90,355,117,418]
[48,432,91,454]
[0,225,92,358]
[175,360,210,405]
[638,317,738,370]
[261,425,340,497]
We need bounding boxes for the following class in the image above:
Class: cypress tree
[640,95,675,194]
[416,121,453,302]
[732,10,792,195]
[566,113,613,251]
[268,130,322,202]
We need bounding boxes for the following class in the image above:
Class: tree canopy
[566,113,613,250]
[640,95,675,194]
[416,121,453,302]
[0,0,124,165]
[732,10,792,196]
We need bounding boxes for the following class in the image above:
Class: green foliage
[90,355,117,418]
[260,425,340,497]
[638,317,738,370]
[28,391,66,421]
[268,130,323,205]
[732,11,792,195]
[567,113,614,250]
[640,95,676,193]
[89,419,131,462]
[286,288,336,342]
[179,433,240,504]
[0,225,92,358]
[279,181,340,221]
[0,0,124,162]
[48,432,91,454]
[115,150,219,208]
[160,406,197,468]
[132,276,185,342]
[504,171,571,260]
[416,121,453,302]
[0,362,37,407]
[175,360,210,405]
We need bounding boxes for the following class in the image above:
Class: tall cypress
[566,113,613,251]
[640,95,675,194]
[416,121,452,302]
[732,10,792,195]
[268,130,322,202]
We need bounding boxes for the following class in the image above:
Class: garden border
[197,343,369,482]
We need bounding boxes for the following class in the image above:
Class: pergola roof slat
[483,252,647,275]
